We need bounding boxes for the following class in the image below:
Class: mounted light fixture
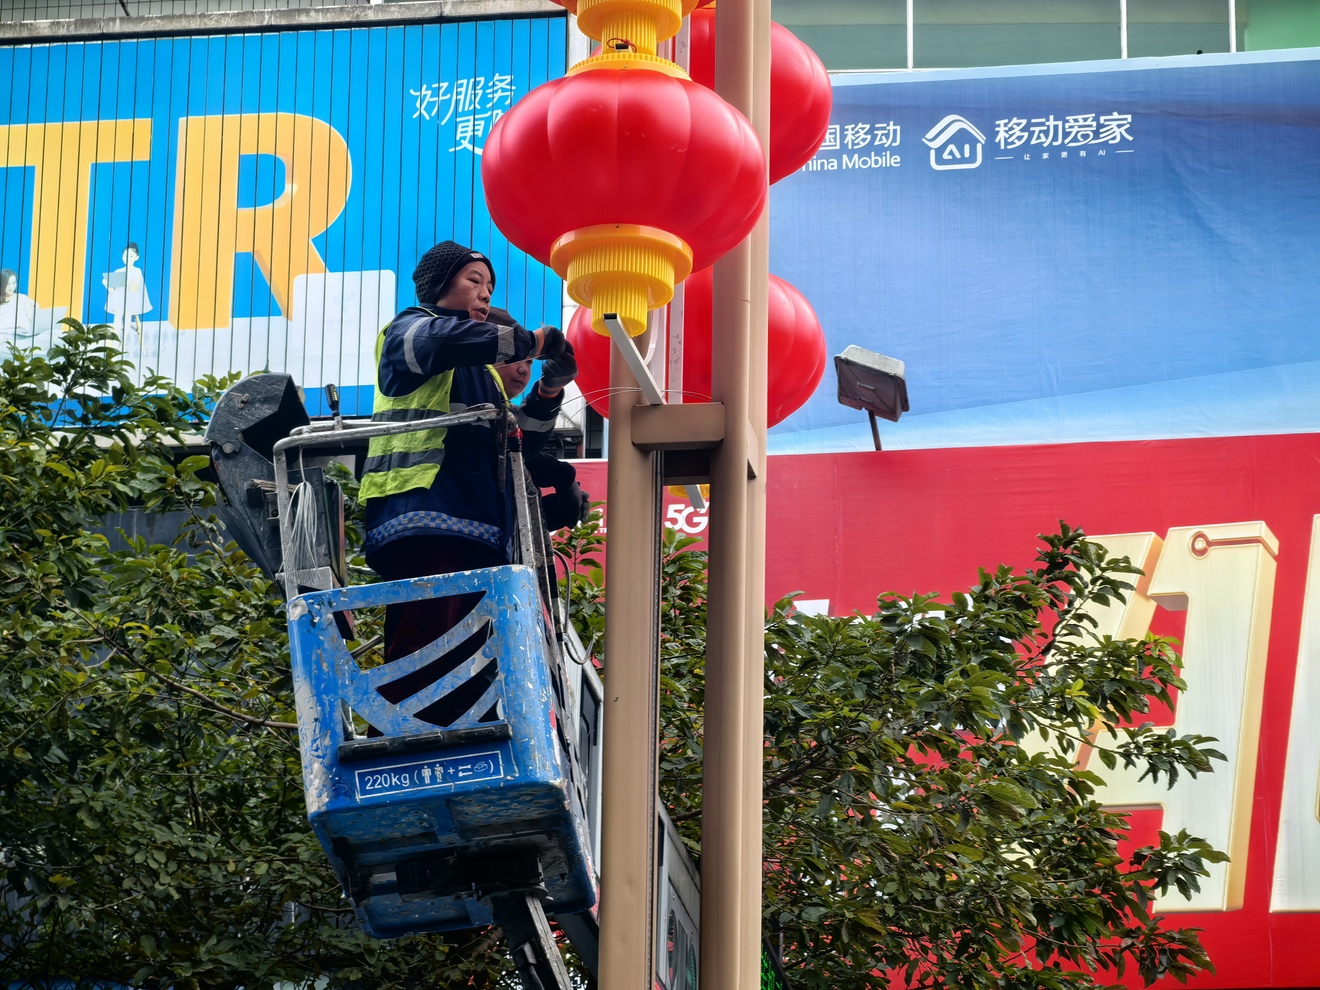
[834,344,909,450]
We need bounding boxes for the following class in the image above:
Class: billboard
[578,434,1320,988]
[582,45,1320,987]
[0,16,567,415]
[767,48,1320,453]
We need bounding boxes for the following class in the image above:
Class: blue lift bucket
[202,384,600,965]
[287,563,597,939]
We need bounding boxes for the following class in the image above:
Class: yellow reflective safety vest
[359,326,509,504]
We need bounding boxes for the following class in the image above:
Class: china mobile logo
[922,114,986,170]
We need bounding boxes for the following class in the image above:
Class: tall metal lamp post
[481,2,771,987]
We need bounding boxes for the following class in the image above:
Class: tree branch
[134,662,298,730]
[1,669,119,754]
[69,611,298,730]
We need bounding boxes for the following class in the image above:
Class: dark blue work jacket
[362,305,561,562]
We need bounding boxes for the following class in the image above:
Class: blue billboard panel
[0,17,567,415]
[769,49,1320,452]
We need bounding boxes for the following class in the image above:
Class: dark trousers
[369,535,507,662]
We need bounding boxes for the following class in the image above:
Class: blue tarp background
[3,31,1315,433]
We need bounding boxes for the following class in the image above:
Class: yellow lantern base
[551,224,694,338]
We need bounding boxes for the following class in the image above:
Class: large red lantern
[686,8,832,183]
[484,5,767,338]
[569,268,827,427]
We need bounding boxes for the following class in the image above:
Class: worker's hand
[539,341,578,392]
[512,326,538,361]
[533,326,567,360]
[559,482,591,525]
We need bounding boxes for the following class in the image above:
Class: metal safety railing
[270,400,569,669]
[270,404,497,600]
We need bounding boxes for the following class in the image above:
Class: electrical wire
[287,450,321,574]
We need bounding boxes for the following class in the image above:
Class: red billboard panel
[576,431,1320,986]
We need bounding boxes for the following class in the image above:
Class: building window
[772,0,909,71]
[1128,0,1242,57]
[772,0,1320,71]
[915,0,1121,68]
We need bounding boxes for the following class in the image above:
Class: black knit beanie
[412,240,496,304]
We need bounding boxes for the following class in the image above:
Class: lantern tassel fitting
[552,224,693,337]
[572,0,691,56]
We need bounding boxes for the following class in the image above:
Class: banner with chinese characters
[768,48,1320,453]
[0,17,566,415]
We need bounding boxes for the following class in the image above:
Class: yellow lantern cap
[567,0,702,55]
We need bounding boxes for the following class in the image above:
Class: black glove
[536,326,567,360]
[540,341,578,391]
[560,482,591,525]
[509,324,538,361]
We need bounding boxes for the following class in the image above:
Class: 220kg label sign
[354,750,503,799]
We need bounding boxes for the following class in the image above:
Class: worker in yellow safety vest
[360,240,582,662]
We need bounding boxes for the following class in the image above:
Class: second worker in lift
[360,240,578,661]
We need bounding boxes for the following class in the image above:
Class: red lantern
[482,63,766,337]
[686,8,832,184]
[568,269,827,427]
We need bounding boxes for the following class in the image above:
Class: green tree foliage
[0,323,510,988]
[1,326,1225,990]
[557,517,1227,990]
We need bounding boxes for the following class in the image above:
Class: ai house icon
[922,115,986,170]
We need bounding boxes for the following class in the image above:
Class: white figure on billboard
[102,242,152,360]
[0,268,38,347]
